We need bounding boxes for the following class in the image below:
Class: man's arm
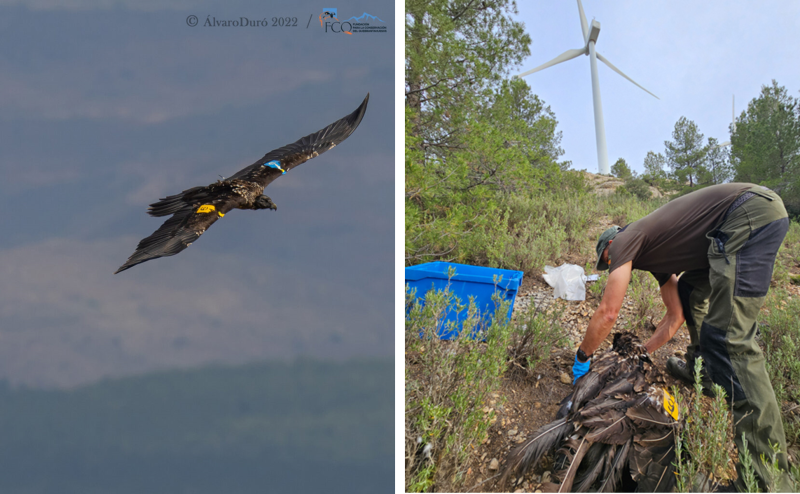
[578,261,632,356]
[643,274,685,353]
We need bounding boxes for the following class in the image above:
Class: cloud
[0,236,392,387]
[0,41,335,123]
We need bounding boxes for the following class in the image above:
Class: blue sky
[513,0,800,174]
[0,0,394,387]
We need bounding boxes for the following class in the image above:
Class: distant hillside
[0,359,393,494]
[579,170,666,198]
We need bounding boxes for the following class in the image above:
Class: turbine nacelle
[588,19,600,45]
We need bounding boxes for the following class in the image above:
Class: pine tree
[665,117,707,187]
[611,158,633,179]
[731,80,800,213]
[642,151,667,183]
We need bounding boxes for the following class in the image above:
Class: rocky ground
[407,175,800,492]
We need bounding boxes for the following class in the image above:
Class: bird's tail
[500,417,573,487]
[147,186,206,217]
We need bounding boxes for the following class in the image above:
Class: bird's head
[256,196,277,210]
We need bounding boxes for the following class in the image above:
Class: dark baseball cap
[595,226,620,271]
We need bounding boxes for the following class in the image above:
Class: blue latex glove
[572,354,591,384]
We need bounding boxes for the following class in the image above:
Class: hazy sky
[0,0,394,387]
[513,0,800,175]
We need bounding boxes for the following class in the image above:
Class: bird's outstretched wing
[115,191,229,274]
[116,94,368,274]
[228,93,369,187]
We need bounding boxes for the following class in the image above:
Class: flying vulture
[115,94,369,274]
[500,332,679,493]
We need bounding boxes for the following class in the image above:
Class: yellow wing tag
[663,388,679,420]
[196,204,215,213]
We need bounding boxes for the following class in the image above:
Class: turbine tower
[516,0,658,175]
[717,95,735,147]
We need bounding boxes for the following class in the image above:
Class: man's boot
[666,356,716,397]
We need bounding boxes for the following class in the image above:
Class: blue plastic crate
[405,262,523,340]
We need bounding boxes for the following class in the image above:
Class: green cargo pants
[676,186,791,491]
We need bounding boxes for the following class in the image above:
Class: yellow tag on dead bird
[663,388,679,420]
[196,204,215,213]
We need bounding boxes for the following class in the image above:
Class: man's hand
[572,354,591,384]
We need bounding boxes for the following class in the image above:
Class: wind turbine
[516,0,658,175]
[717,95,735,147]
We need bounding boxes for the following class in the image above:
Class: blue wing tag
[263,160,285,174]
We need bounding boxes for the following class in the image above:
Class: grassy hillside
[0,359,393,494]
[405,178,800,492]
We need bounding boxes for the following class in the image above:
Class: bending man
[573,183,790,491]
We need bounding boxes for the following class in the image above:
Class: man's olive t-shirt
[608,183,756,285]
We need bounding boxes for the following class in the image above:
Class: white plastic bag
[542,264,588,301]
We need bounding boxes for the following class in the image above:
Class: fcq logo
[319,7,352,35]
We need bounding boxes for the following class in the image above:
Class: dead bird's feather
[598,439,631,493]
[583,410,635,445]
[501,417,574,486]
[573,442,611,492]
[556,436,590,493]
[500,332,680,492]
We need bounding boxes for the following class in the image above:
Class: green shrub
[615,177,652,201]
[624,270,661,333]
[507,300,567,380]
[404,270,570,491]
[760,289,800,447]
[673,358,735,492]
[738,434,760,493]
[496,190,597,273]
[627,177,653,200]
[600,193,667,227]
[405,281,513,491]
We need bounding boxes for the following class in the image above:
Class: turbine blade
[596,52,659,100]
[716,141,731,148]
[517,48,585,78]
[577,0,589,44]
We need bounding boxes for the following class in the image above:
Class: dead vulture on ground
[501,332,678,492]
[115,94,369,274]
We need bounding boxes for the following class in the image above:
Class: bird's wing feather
[626,400,676,428]
[597,371,636,398]
[583,410,635,445]
[629,441,676,492]
[573,442,610,492]
[147,186,209,217]
[598,440,631,493]
[557,436,590,493]
[115,199,227,274]
[555,391,575,419]
[579,397,624,419]
[228,93,369,187]
[570,370,605,412]
[500,417,573,487]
